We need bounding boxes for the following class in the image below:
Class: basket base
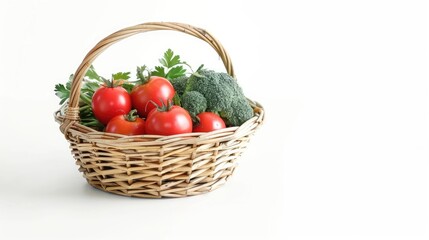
[85,175,231,198]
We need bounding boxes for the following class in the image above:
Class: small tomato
[131,76,175,118]
[92,80,132,125]
[193,112,226,132]
[105,110,145,135]
[145,104,192,136]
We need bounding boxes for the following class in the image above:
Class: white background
[0,0,427,239]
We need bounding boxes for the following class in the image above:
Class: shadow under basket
[55,22,265,198]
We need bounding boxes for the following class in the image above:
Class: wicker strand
[59,107,79,137]
[64,107,80,121]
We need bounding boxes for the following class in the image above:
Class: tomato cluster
[91,76,225,136]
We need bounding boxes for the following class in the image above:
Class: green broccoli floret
[221,98,254,126]
[170,75,189,96]
[181,91,207,118]
[184,69,254,126]
[185,70,234,112]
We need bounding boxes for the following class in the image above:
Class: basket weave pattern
[55,22,265,198]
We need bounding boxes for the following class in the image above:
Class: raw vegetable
[222,97,254,127]
[145,101,192,136]
[170,75,189,96]
[105,110,145,135]
[193,112,226,132]
[92,77,132,125]
[130,66,175,117]
[182,69,254,126]
[181,91,207,118]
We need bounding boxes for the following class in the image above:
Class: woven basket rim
[55,99,264,146]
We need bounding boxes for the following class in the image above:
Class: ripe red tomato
[92,86,132,125]
[145,106,193,136]
[105,110,145,135]
[131,76,175,118]
[193,112,226,132]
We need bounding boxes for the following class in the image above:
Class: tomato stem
[125,109,139,122]
[136,65,151,85]
[148,99,174,112]
[100,76,116,88]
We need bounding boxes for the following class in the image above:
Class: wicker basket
[55,22,265,198]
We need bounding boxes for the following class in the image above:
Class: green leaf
[168,55,181,68]
[160,49,181,68]
[85,65,102,81]
[54,83,70,105]
[82,81,100,92]
[122,83,134,93]
[166,66,186,79]
[152,66,166,78]
[81,81,100,103]
[112,72,131,80]
[153,49,193,81]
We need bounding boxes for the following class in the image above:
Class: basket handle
[60,22,234,135]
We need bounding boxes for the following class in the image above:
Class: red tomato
[193,112,226,132]
[92,86,132,125]
[131,76,175,118]
[105,110,145,135]
[145,106,192,136]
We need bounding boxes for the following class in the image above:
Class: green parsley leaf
[166,66,186,79]
[160,49,182,68]
[85,65,102,81]
[151,66,166,78]
[81,81,100,94]
[122,83,134,93]
[54,83,70,105]
[153,49,190,80]
[112,72,131,80]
